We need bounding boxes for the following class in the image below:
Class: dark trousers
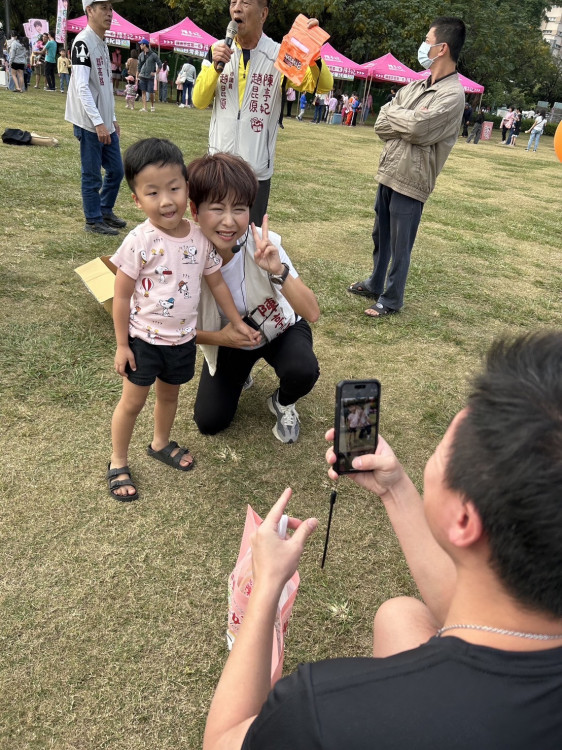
[249,179,271,227]
[286,101,294,117]
[193,319,319,435]
[467,122,482,144]
[45,61,56,90]
[363,185,423,311]
[182,80,194,106]
[73,126,124,223]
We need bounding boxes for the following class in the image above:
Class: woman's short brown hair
[187,153,258,209]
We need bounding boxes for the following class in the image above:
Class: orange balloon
[555,121,562,162]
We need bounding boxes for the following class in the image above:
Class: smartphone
[242,313,261,331]
[334,380,380,474]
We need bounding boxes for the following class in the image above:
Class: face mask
[418,41,442,69]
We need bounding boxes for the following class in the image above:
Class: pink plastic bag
[227,505,300,685]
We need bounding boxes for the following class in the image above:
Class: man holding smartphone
[203,331,562,749]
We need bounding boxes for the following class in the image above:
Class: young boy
[57,48,71,93]
[107,139,260,501]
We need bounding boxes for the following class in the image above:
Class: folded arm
[375,92,462,147]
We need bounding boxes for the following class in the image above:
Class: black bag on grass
[2,128,32,145]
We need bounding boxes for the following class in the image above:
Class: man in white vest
[193,0,333,225]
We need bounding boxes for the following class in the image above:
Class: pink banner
[55,0,68,46]
[28,19,48,47]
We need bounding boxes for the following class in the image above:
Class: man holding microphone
[193,0,333,225]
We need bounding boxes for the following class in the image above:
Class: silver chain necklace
[437,624,562,641]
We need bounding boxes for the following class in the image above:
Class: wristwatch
[269,263,290,285]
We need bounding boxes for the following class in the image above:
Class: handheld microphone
[216,20,238,73]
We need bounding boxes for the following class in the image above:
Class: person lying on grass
[107,138,260,501]
[188,153,320,445]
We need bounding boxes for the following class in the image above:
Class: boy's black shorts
[126,337,196,387]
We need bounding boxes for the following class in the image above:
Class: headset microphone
[231,227,250,254]
[216,21,238,73]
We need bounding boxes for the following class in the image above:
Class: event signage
[55,0,68,45]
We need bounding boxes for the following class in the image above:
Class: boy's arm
[113,269,136,378]
[195,324,258,349]
[204,271,262,346]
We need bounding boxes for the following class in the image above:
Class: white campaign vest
[197,229,296,375]
[208,34,282,181]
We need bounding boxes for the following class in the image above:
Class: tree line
[9,0,562,107]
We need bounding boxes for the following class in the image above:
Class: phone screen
[334,380,380,474]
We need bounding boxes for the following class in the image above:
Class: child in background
[297,92,307,121]
[326,93,337,124]
[57,48,71,93]
[124,75,137,109]
[107,139,260,501]
[158,61,169,103]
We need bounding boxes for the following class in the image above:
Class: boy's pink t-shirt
[110,218,222,346]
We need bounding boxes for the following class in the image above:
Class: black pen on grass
[321,489,338,568]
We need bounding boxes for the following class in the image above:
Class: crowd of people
[460,103,550,152]
[3,3,561,746]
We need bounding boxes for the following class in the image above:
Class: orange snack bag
[274,14,330,86]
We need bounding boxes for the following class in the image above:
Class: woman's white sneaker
[267,389,300,443]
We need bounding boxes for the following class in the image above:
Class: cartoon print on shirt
[146,326,161,341]
[158,298,175,317]
[208,249,221,265]
[178,280,190,298]
[151,247,165,256]
[182,246,198,264]
[177,325,193,337]
[141,278,154,297]
[155,265,172,283]
[140,250,148,266]
[130,304,141,321]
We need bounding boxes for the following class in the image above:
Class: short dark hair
[124,138,187,192]
[186,153,257,209]
[446,331,562,617]
[430,17,466,63]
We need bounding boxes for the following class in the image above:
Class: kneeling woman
[189,153,320,444]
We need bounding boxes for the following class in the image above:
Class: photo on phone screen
[334,380,380,474]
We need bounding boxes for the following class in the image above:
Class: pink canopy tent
[320,42,366,81]
[360,53,421,85]
[66,11,148,44]
[150,17,217,58]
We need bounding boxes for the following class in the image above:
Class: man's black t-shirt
[242,636,562,749]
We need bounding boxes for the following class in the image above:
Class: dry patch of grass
[0,88,561,748]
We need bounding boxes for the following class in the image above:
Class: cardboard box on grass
[75,256,117,314]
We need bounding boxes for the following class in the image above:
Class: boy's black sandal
[107,464,138,502]
[147,441,195,471]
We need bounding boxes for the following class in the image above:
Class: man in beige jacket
[349,17,466,318]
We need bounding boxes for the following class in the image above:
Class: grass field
[1,86,561,749]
